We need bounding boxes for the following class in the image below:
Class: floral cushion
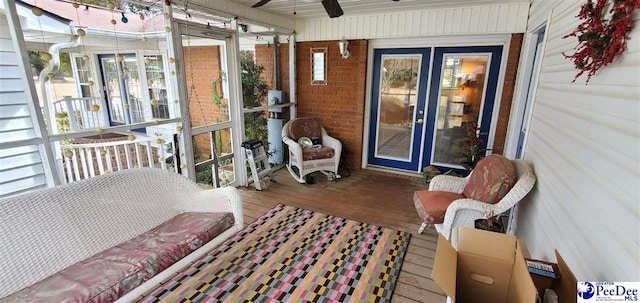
[302,146,335,161]
[1,212,234,303]
[289,117,322,144]
[462,154,517,204]
[413,190,465,224]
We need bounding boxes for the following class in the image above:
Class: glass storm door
[99,54,142,126]
[424,46,503,170]
[368,48,431,171]
[174,21,239,188]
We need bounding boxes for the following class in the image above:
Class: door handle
[416,119,424,124]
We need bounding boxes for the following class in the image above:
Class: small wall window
[311,47,327,85]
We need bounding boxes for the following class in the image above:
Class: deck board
[237,168,447,303]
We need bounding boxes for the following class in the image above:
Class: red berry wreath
[563,0,639,83]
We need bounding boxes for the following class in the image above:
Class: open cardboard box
[525,249,578,303]
[432,227,537,303]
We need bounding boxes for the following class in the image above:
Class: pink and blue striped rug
[139,204,411,302]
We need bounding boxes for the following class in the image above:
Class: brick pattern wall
[492,34,524,155]
[295,40,368,170]
[255,42,290,98]
[255,36,521,172]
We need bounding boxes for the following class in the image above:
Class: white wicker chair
[282,118,342,183]
[421,160,536,247]
[0,168,243,302]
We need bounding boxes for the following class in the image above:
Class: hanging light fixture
[338,39,350,59]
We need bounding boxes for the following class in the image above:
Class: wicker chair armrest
[282,136,303,158]
[440,198,496,240]
[491,160,537,215]
[321,128,342,159]
[181,187,244,227]
[428,174,470,193]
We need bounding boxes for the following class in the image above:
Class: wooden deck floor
[237,168,447,303]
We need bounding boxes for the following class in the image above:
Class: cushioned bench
[2,212,235,302]
[0,168,243,303]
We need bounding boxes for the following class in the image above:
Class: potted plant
[474,215,504,233]
[458,122,489,171]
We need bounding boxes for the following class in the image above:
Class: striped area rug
[138,204,411,302]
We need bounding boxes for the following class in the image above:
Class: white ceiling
[230,0,525,20]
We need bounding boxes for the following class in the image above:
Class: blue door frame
[367,45,503,173]
[423,46,503,171]
[367,48,431,171]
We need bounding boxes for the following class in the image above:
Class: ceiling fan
[252,0,344,18]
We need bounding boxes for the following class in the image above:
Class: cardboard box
[432,227,538,303]
[527,251,578,303]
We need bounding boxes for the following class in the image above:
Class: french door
[367,48,431,171]
[368,46,503,173]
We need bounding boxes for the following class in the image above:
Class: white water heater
[267,90,284,164]
[268,90,283,112]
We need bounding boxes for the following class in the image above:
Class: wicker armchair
[415,157,536,247]
[282,118,342,183]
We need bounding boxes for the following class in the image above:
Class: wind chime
[72,1,100,116]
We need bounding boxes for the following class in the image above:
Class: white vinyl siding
[515,0,640,281]
[295,2,529,41]
[0,18,49,197]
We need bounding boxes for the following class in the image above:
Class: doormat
[138,204,411,302]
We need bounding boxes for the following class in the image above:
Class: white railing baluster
[56,135,171,180]
[146,141,160,169]
[64,154,74,183]
[86,147,96,177]
[133,143,143,168]
[114,144,124,171]
[95,147,105,174]
[79,147,89,180]
[105,147,114,173]
[123,143,133,169]
[53,96,105,131]
[71,148,81,181]
[65,96,79,131]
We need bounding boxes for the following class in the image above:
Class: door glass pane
[122,57,143,123]
[433,54,490,166]
[145,55,170,119]
[375,55,421,160]
[101,57,125,123]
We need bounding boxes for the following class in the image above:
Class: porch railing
[53,96,108,132]
[59,136,176,184]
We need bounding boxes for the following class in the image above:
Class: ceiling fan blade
[321,0,344,18]
[252,0,271,8]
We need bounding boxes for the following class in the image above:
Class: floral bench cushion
[1,212,234,303]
